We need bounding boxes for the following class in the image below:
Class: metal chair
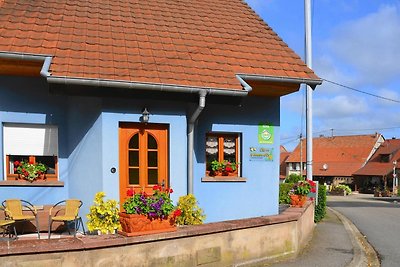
[2,199,40,239]
[48,199,85,239]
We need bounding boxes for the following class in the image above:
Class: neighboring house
[286,134,384,189]
[353,138,400,193]
[279,145,290,182]
[0,0,321,223]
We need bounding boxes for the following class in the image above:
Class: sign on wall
[249,147,273,161]
[258,123,274,144]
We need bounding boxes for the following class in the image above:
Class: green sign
[258,123,274,144]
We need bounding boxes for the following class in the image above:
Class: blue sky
[246,0,400,151]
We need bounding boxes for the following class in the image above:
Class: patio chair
[0,207,17,240]
[2,199,40,239]
[48,199,85,239]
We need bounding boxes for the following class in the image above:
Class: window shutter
[3,124,58,156]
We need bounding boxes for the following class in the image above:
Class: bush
[284,173,303,184]
[331,184,352,195]
[86,192,121,234]
[314,184,326,223]
[176,194,206,225]
[279,183,294,204]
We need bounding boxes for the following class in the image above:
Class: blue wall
[195,96,280,222]
[0,76,281,225]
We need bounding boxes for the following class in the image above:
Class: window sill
[201,176,247,182]
[0,180,64,187]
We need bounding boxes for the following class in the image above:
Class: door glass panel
[129,151,139,166]
[129,168,139,184]
[223,136,236,162]
[148,134,157,149]
[148,169,158,184]
[129,133,139,149]
[148,151,158,167]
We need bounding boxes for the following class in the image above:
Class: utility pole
[305,0,313,181]
[299,133,303,178]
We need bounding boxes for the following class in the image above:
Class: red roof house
[0,0,321,223]
[286,134,384,187]
[353,138,400,193]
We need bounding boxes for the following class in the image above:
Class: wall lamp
[140,108,150,124]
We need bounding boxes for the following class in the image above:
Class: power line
[322,78,400,104]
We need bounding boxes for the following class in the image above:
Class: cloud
[314,95,369,118]
[327,5,400,85]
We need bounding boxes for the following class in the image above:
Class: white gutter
[237,74,322,89]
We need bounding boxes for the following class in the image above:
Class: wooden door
[119,122,168,205]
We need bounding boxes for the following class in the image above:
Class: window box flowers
[289,180,316,207]
[14,160,48,182]
[119,185,181,236]
[209,160,238,176]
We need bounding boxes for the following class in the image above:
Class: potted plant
[119,185,181,236]
[14,160,47,182]
[289,180,316,207]
[86,192,121,234]
[209,160,239,176]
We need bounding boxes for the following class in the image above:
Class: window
[3,123,58,181]
[288,163,293,171]
[380,154,390,163]
[205,133,240,176]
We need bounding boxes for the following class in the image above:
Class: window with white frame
[3,123,59,180]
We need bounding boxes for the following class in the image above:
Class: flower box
[118,213,177,237]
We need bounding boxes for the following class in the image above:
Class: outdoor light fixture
[140,108,150,124]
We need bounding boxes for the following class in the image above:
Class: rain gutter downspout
[187,91,207,195]
[40,57,52,77]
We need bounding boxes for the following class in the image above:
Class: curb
[328,207,380,267]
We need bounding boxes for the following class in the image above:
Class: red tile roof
[354,139,400,176]
[0,0,320,91]
[286,134,382,177]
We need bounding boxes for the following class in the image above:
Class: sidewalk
[269,203,380,267]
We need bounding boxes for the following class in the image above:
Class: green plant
[279,183,294,204]
[210,160,238,175]
[284,173,303,184]
[175,194,206,225]
[290,180,316,196]
[332,184,352,195]
[122,185,181,219]
[87,192,121,234]
[14,160,47,182]
[314,184,326,223]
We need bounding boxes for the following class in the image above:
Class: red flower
[169,188,173,193]
[29,160,34,164]
[308,180,316,187]
[14,161,20,166]
[14,168,17,172]
[311,188,316,193]
[153,185,161,191]
[127,188,134,197]
[173,209,182,217]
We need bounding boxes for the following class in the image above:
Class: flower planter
[118,213,177,237]
[290,194,307,208]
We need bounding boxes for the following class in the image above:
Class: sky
[245,0,400,151]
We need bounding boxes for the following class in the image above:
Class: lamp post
[393,160,397,196]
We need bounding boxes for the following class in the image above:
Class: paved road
[329,194,400,267]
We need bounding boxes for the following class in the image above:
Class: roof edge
[0,52,53,77]
[47,76,250,97]
[237,74,323,89]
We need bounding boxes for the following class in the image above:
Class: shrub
[175,194,206,225]
[331,184,352,195]
[284,173,303,184]
[279,183,293,204]
[86,192,121,234]
[314,184,326,223]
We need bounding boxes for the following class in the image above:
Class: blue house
[0,0,321,223]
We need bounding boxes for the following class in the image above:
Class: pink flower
[14,161,20,166]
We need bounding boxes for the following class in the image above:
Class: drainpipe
[187,91,207,195]
[40,57,52,77]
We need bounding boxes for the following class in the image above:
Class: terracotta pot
[118,213,177,237]
[290,194,307,208]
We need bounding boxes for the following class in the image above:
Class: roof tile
[0,0,319,90]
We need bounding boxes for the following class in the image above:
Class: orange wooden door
[119,122,168,205]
